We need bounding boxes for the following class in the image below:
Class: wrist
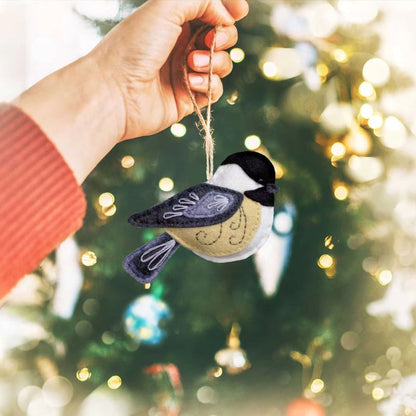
[13,54,125,184]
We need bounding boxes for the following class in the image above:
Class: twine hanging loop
[183,25,217,181]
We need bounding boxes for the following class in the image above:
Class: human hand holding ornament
[14,0,249,183]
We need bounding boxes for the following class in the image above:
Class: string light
[316,63,329,78]
[81,251,97,267]
[170,123,187,137]
[227,90,239,105]
[244,135,261,150]
[380,116,407,149]
[310,378,325,394]
[121,155,135,168]
[262,61,278,78]
[333,48,347,63]
[365,372,381,383]
[98,192,115,208]
[159,177,174,192]
[363,58,390,87]
[372,387,384,400]
[76,368,91,382]
[324,235,334,249]
[318,254,334,269]
[102,204,116,217]
[377,270,393,286]
[334,184,349,201]
[107,375,122,390]
[331,142,346,158]
[360,103,373,119]
[230,48,245,63]
[358,81,376,99]
[368,113,383,129]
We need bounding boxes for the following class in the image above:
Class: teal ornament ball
[124,294,171,345]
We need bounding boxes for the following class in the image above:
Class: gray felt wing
[128,183,243,228]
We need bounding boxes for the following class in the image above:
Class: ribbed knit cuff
[0,103,87,298]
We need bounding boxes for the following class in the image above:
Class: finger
[188,73,223,101]
[203,25,238,50]
[188,50,233,78]
[155,0,234,27]
[222,0,249,21]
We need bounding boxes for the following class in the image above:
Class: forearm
[13,55,124,184]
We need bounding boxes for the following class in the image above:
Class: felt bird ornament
[123,151,278,283]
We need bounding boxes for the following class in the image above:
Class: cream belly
[165,197,261,258]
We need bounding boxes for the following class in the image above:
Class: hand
[91,0,249,140]
[14,0,248,184]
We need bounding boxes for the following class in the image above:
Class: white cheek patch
[208,164,261,193]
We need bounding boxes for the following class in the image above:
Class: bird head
[208,151,278,206]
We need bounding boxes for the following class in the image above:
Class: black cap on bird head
[220,151,278,207]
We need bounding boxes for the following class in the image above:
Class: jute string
[184,25,217,180]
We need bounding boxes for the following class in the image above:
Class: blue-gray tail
[123,233,180,284]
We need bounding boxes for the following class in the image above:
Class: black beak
[244,184,279,207]
[266,183,279,194]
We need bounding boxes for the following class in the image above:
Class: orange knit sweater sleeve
[0,103,87,298]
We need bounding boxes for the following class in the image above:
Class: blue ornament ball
[124,294,171,345]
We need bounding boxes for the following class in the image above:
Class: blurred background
[2,0,416,415]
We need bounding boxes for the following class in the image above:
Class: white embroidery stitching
[140,239,176,270]
[163,193,200,219]
[207,195,229,212]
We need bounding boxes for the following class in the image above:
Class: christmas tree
[2,1,416,415]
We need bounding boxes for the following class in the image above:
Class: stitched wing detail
[128,183,243,228]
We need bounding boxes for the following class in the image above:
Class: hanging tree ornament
[123,291,171,346]
[123,151,279,284]
[143,363,183,416]
[214,323,250,375]
[123,26,278,285]
[254,203,296,297]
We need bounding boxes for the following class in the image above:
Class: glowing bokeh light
[337,0,378,24]
[81,251,97,267]
[380,116,407,149]
[372,387,384,401]
[170,123,187,138]
[76,368,91,382]
[333,48,347,63]
[331,142,346,157]
[159,177,174,192]
[310,378,325,394]
[363,58,390,87]
[230,48,245,63]
[121,155,135,168]
[98,192,115,208]
[244,135,261,150]
[262,61,278,78]
[360,104,373,119]
[334,185,349,201]
[368,113,383,129]
[107,375,122,390]
[318,254,334,269]
[102,204,116,217]
[378,270,393,286]
[358,81,376,99]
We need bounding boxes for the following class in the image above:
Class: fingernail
[206,29,228,48]
[189,74,204,86]
[193,53,210,68]
[215,30,229,48]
